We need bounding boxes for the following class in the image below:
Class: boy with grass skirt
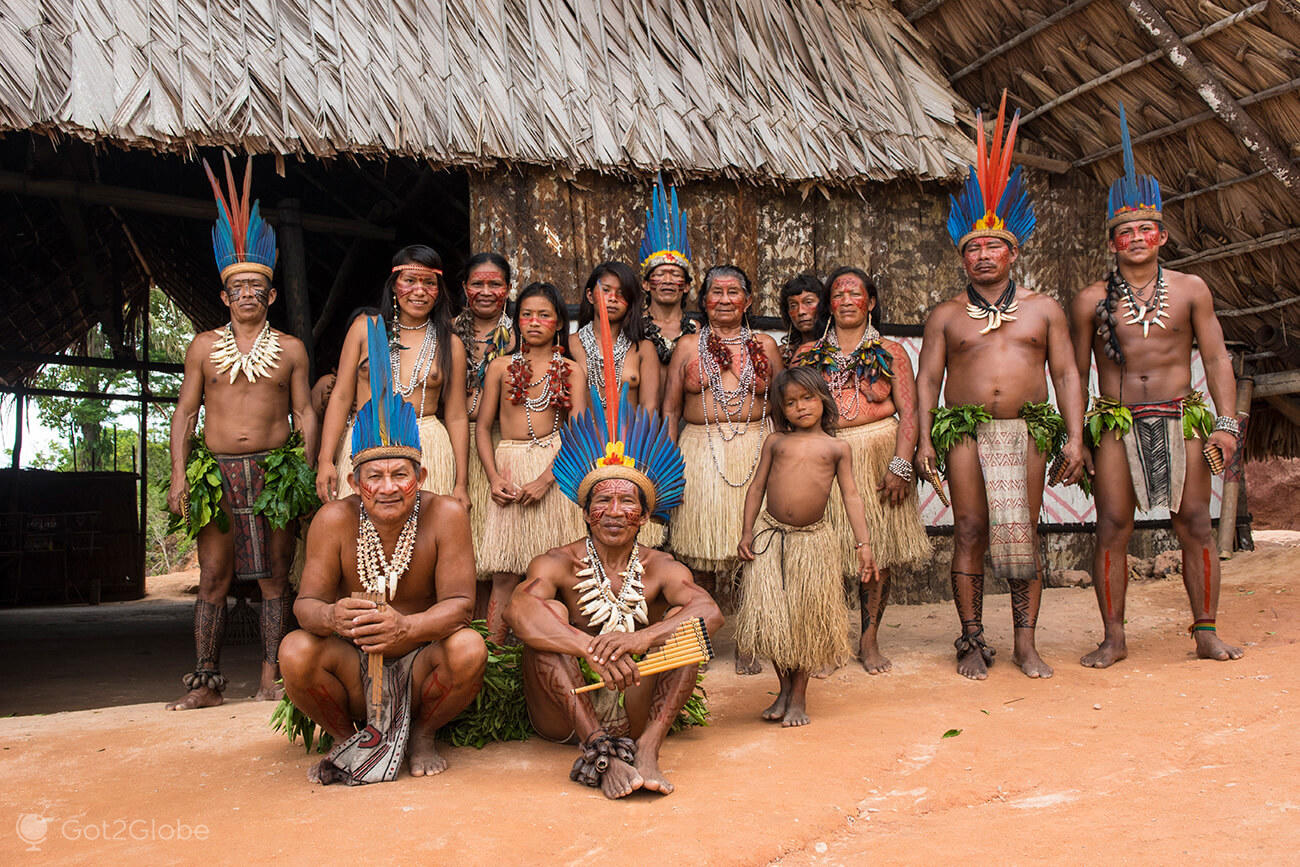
[505,291,723,800]
[165,156,318,711]
[1069,104,1243,669]
[915,93,1086,681]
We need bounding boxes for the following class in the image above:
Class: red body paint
[1202,547,1213,617]
[307,683,354,734]
[419,670,449,724]
[1103,550,1113,618]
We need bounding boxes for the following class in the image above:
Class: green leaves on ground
[942,728,962,739]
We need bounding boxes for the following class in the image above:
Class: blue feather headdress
[947,90,1036,252]
[351,317,422,469]
[552,291,685,521]
[638,173,693,280]
[203,155,277,284]
[1106,103,1163,231]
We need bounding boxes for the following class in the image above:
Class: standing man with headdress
[506,292,722,800]
[1070,104,1242,668]
[166,156,318,710]
[915,94,1085,680]
[280,317,486,785]
[639,174,699,403]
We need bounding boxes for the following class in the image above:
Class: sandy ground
[1,535,1298,864]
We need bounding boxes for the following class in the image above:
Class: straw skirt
[479,437,586,574]
[736,511,852,671]
[467,421,496,579]
[827,417,931,574]
[669,421,768,572]
[337,415,456,498]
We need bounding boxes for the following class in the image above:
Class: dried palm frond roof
[896,0,1300,456]
[0,0,971,183]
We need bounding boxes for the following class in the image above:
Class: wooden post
[10,387,22,469]
[276,198,315,376]
[139,306,150,588]
[1216,376,1254,558]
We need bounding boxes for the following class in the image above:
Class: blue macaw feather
[352,317,420,460]
[206,156,277,276]
[1108,102,1162,221]
[640,172,692,267]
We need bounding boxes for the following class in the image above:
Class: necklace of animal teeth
[965,282,1019,334]
[210,321,282,383]
[574,537,649,634]
[1119,266,1169,338]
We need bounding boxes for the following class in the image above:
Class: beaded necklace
[506,348,572,446]
[800,324,894,422]
[391,318,438,418]
[356,494,420,601]
[696,325,769,487]
[1118,266,1169,338]
[579,323,631,395]
[574,538,649,634]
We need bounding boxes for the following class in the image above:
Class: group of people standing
[162,98,1245,798]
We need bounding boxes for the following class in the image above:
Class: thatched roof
[896,0,1300,456]
[0,0,971,183]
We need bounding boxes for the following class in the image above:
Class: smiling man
[166,157,317,711]
[1070,104,1242,669]
[916,96,1085,681]
[280,317,486,785]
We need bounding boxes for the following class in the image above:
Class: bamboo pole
[351,591,386,720]
[1216,377,1254,558]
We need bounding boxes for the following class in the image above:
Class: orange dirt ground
[1,535,1298,864]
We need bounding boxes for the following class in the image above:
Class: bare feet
[956,647,988,680]
[165,687,223,711]
[307,760,326,783]
[252,662,283,701]
[761,692,789,721]
[735,649,762,676]
[600,757,643,799]
[782,699,810,727]
[408,732,449,777]
[1080,637,1128,669]
[634,749,674,795]
[1194,631,1244,661]
[859,634,892,675]
[1013,643,1054,678]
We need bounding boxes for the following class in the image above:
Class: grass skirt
[736,510,852,671]
[479,437,586,574]
[468,421,496,579]
[827,418,931,574]
[336,415,456,498]
[670,421,768,572]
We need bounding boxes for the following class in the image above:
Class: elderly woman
[793,266,930,674]
[664,264,783,671]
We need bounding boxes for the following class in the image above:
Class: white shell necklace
[575,537,649,634]
[356,494,420,601]
[210,322,282,384]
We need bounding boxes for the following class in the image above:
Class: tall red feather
[593,289,619,440]
[202,159,232,227]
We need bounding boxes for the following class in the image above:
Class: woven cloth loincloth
[468,421,496,579]
[670,421,768,572]
[736,510,852,671]
[479,437,586,574]
[975,418,1037,582]
[1120,393,1212,513]
[337,414,456,498]
[826,417,931,574]
[214,451,272,582]
[314,645,421,786]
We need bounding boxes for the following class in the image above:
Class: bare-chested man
[1070,104,1242,668]
[916,99,1084,680]
[280,316,486,784]
[166,157,317,710]
[507,300,722,799]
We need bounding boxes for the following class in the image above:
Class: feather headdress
[947,91,1036,252]
[639,173,693,280]
[351,317,422,469]
[553,289,685,521]
[1106,103,1163,231]
[203,155,277,284]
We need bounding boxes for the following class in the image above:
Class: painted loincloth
[314,645,421,786]
[670,421,768,572]
[479,437,587,574]
[214,450,272,582]
[974,418,1037,582]
[826,417,931,574]
[338,414,456,498]
[1119,392,1213,513]
[735,510,852,671]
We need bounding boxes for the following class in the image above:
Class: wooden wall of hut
[469,166,1111,324]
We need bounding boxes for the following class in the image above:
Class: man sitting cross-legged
[280,316,486,785]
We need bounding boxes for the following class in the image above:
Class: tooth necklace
[1119,266,1168,338]
[966,282,1018,335]
[210,322,282,383]
[574,537,648,634]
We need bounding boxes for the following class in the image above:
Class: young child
[737,367,877,726]
[476,282,587,643]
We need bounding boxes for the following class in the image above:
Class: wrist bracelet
[1213,415,1240,437]
[854,540,870,549]
[887,456,914,482]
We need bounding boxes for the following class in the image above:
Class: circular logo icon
[16,814,49,851]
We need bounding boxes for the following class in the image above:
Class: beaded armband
[887,456,914,482]
[1212,416,1240,437]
